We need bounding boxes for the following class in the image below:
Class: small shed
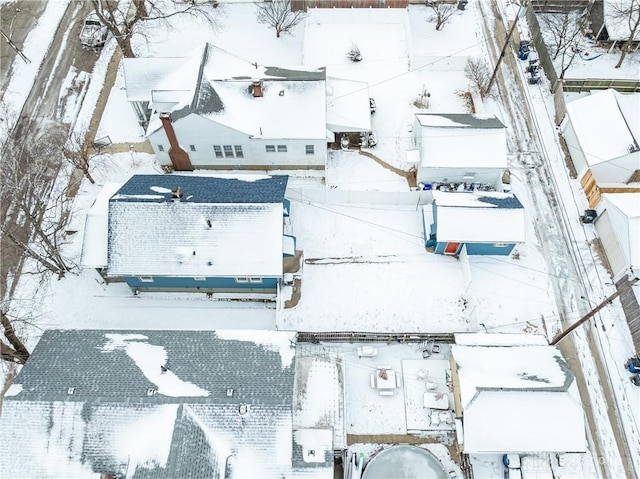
[411,113,508,189]
[424,191,525,256]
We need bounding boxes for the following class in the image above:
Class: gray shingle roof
[11,330,295,404]
[475,194,524,209]
[112,174,288,204]
[0,330,313,479]
[417,113,506,129]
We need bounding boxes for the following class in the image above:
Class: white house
[595,193,640,284]
[451,334,586,454]
[560,89,640,208]
[409,113,509,189]
[123,43,371,171]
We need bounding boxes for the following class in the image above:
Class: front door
[444,242,460,255]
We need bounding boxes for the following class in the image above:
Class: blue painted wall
[123,275,278,292]
[433,241,514,256]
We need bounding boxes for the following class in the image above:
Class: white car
[79,13,108,48]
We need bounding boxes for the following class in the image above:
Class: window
[158,145,165,152]
[193,276,206,281]
[223,145,234,157]
[277,145,287,153]
[305,145,314,155]
[189,145,196,152]
[234,145,244,158]
[214,145,223,158]
[266,145,275,153]
[234,277,262,284]
[138,276,154,283]
[493,243,509,247]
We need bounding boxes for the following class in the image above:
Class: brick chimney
[159,112,193,171]
[251,80,263,98]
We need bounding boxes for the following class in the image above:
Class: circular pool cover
[361,445,449,479]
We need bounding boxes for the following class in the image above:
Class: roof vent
[239,404,249,415]
[147,387,157,396]
[226,388,234,397]
[67,387,76,395]
[279,89,285,96]
[206,219,212,228]
[171,186,183,200]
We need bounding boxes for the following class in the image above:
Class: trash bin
[518,40,530,61]
[458,0,468,10]
[580,209,598,224]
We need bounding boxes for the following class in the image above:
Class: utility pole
[551,277,639,346]
[486,3,526,95]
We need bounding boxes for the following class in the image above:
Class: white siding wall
[561,117,589,178]
[149,114,326,168]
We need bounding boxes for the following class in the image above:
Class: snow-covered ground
[3,1,640,478]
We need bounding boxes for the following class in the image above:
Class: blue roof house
[104,174,293,294]
[424,191,525,256]
[0,329,334,478]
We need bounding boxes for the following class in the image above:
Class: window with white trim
[223,145,234,157]
[265,145,275,153]
[305,145,314,155]
[277,145,287,152]
[234,277,249,283]
[138,276,154,283]
[193,276,206,281]
[249,277,263,284]
[234,145,244,158]
[214,145,223,158]
[493,243,509,247]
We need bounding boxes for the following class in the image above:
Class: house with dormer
[123,43,372,171]
[81,174,295,295]
[0,329,333,478]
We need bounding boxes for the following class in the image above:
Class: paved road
[1,1,101,299]
[478,1,634,477]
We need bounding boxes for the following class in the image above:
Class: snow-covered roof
[0,329,307,478]
[123,57,192,102]
[80,182,123,268]
[454,333,549,346]
[564,89,640,166]
[452,344,586,453]
[601,192,640,270]
[430,191,525,243]
[326,76,371,132]
[603,0,640,41]
[415,113,507,168]
[107,175,288,277]
[129,43,328,139]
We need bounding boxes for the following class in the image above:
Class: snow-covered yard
[3,0,640,477]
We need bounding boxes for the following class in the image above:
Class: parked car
[369,97,376,114]
[80,13,108,48]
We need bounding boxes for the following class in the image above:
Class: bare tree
[464,57,490,97]
[0,311,29,365]
[539,8,588,79]
[0,125,75,278]
[426,1,457,31]
[89,0,222,58]
[609,0,640,68]
[255,0,305,38]
[0,6,31,63]
[60,131,106,185]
